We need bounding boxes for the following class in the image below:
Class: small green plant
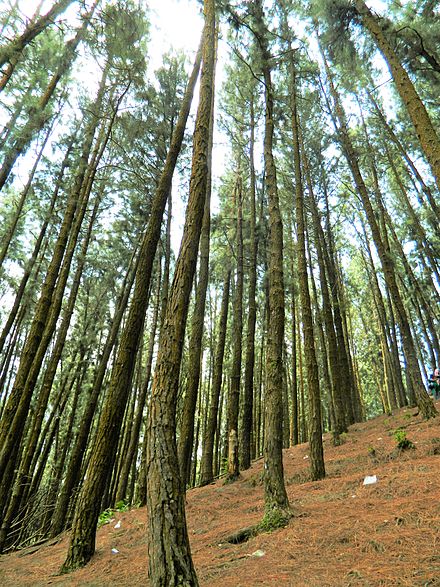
[98,507,115,527]
[403,413,411,421]
[219,457,228,477]
[393,428,415,451]
[98,499,129,527]
[115,499,129,512]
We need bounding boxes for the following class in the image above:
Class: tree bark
[199,270,230,486]
[60,39,203,573]
[145,1,215,582]
[252,0,291,518]
[240,95,258,470]
[226,171,243,482]
[177,80,214,487]
[289,61,325,482]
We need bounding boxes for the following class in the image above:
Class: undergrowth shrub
[98,499,129,527]
[393,428,415,451]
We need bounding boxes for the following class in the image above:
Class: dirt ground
[1,400,439,586]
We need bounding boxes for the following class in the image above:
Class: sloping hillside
[1,401,439,586]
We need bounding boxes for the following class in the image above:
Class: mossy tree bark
[145,0,215,583]
[252,0,290,517]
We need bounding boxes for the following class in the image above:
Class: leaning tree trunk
[115,269,161,504]
[0,125,51,269]
[144,1,215,583]
[0,191,101,552]
[354,0,440,192]
[0,135,74,357]
[369,92,440,229]
[0,0,75,90]
[320,42,437,419]
[60,33,204,575]
[0,69,106,496]
[177,86,214,488]
[49,252,138,538]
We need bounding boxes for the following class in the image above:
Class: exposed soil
[1,401,440,586]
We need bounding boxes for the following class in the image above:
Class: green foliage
[220,456,228,477]
[98,500,129,527]
[393,428,416,451]
[115,499,129,512]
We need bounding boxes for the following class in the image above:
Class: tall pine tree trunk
[320,42,437,420]
[226,171,243,482]
[145,1,215,582]
[177,82,214,487]
[289,63,325,482]
[199,270,230,486]
[240,95,258,470]
[252,0,290,520]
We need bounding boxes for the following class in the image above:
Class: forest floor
[1,400,440,586]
